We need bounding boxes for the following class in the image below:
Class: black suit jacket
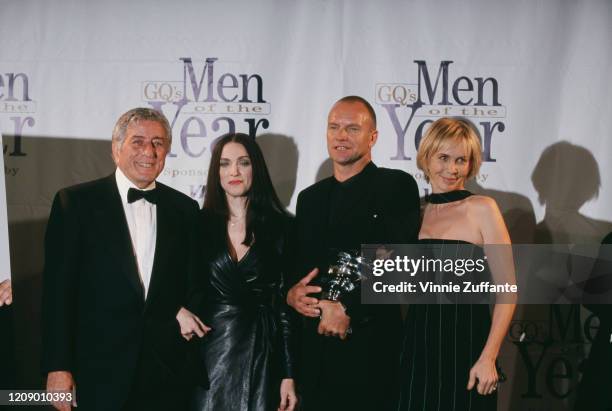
[42,174,203,410]
[576,232,612,410]
[293,163,420,410]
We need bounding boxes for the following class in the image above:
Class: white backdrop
[1,0,611,408]
[0,129,10,281]
[1,0,610,224]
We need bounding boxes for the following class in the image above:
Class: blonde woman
[399,118,516,411]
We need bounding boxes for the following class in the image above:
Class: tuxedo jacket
[0,304,16,389]
[41,174,203,410]
[576,232,612,410]
[292,163,420,409]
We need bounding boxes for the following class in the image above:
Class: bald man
[287,96,420,411]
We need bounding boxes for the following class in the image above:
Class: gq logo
[141,57,271,159]
[142,81,183,102]
[1,72,34,157]
[376,84,417,106]
[376,60,506,163]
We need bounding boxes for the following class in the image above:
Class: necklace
[426,190,472,204]
[229,214,246,228]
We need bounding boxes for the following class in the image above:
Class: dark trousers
[0,305,16,389]
[301,383,397,411]
[122,346,190,411]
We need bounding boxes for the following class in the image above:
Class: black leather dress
[192,211,295,411]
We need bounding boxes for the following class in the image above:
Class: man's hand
[286,268,321,317]
[0,279,12,306]
[176,307,211,341]
[317,300,350,340]
[46,371,75,411]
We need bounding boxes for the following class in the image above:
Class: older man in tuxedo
[42,108,208,411]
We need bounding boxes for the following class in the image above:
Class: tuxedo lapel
[95,175,145,303]
[144,189,174,308]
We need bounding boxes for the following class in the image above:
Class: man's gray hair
[112,108,172,147]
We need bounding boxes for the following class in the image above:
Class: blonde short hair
[416,117,482,181]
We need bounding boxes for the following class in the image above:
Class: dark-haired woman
[192,133,297,411]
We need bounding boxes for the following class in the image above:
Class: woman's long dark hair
[203,133,288,245]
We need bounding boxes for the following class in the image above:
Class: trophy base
[320,290,341,301]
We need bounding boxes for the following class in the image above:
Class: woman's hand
[176,307,211,341]
[278,378,297,411]
[467,355,498,395]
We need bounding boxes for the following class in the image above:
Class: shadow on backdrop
[531,141,611,244]
[497,141,612,411]
[256,134,298,210]
[315,158,333,183]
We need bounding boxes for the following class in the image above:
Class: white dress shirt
[115,169,157,298]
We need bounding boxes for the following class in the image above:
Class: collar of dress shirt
[115,168,157,205]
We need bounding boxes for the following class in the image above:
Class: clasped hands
[286,268,351,340]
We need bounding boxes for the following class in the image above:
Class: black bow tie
[127,187,159,204]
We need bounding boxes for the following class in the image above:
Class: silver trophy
[320,251,368,301]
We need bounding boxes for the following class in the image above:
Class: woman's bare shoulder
[466,194,510,243]
[465,194,500,214]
